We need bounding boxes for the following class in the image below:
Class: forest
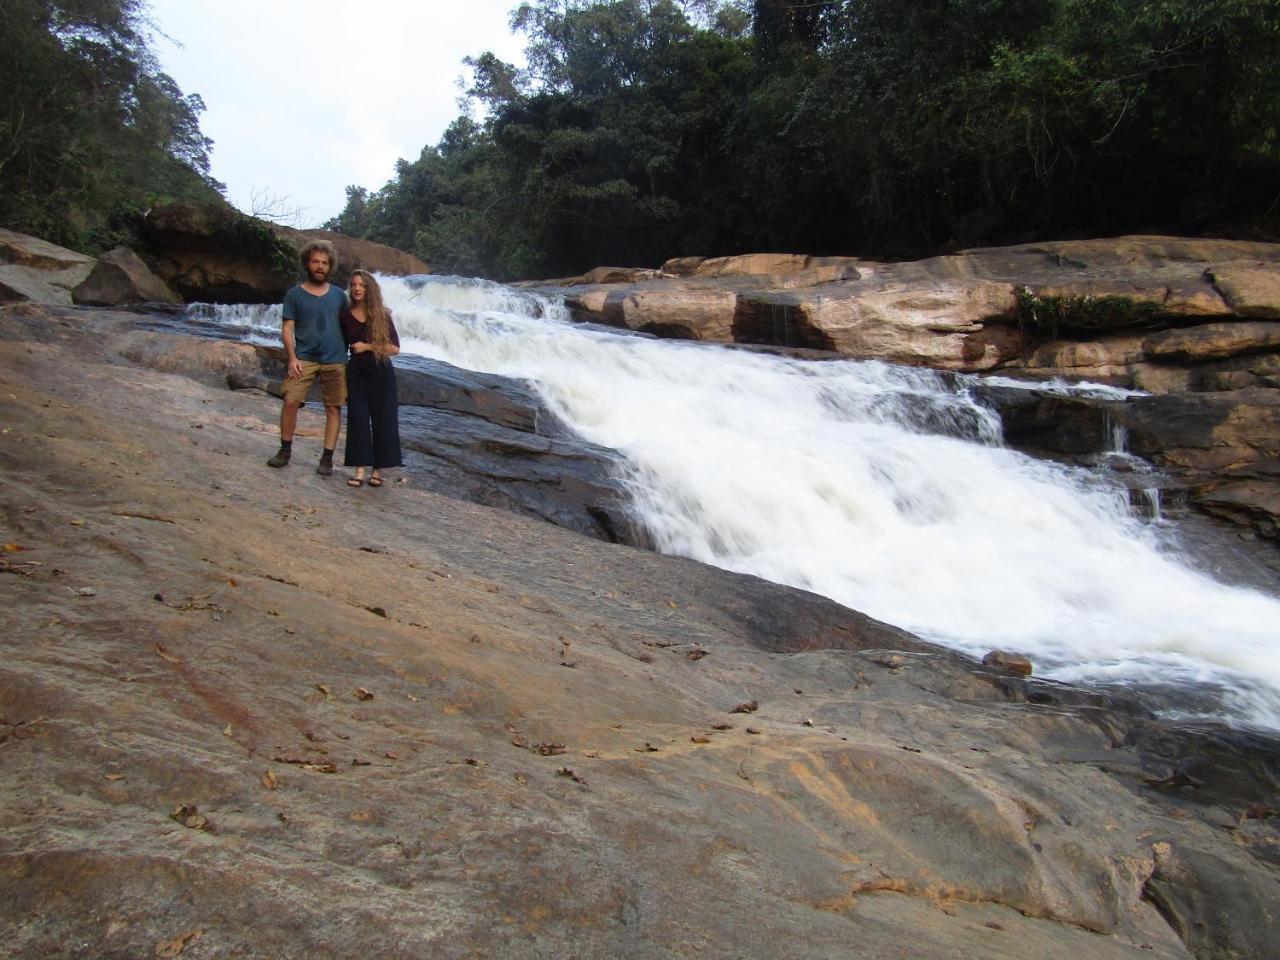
[3,1,1278,279]
[326,0,1280,279]
[0,0,223,253]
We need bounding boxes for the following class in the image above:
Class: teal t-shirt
[282,283,349,363]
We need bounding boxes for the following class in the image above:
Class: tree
[329,0,1280,278]
[0,0,223,251]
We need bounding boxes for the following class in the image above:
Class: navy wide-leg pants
[344,360,402,469]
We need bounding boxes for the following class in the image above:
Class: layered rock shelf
[531,237,1280,391]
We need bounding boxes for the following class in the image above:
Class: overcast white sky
[149,0,527,227]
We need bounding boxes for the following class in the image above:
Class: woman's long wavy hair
[350,269,395,361]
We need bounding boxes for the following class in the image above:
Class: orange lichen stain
[814,876,913,912]
[786,756,882,828]
[441,703,463,716]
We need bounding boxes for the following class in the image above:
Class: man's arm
[282,319,302,379]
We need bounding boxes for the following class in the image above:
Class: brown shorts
[282,360,347,406]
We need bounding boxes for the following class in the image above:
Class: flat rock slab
[0,303,1277,959]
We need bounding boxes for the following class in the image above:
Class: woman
[340,269,402,486]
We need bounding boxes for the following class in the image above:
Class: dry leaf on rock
[730,701,758,714]
[711,723,733,731]
[170,804,210,831]
[154,645,183,665]
[2,543,28,552]
[69,519,86,527]
[535,742,566,756]
[690,736,711,744]
[745,728,762,735]
[686,650,707,661]
[273,756,338,774]
[354,687,374,701]
[637,742,660,753]
[154,928,203,957]
[556,767,587,784]
[514,772,528,784]
[261,770,278,790]
[104,772,126,781]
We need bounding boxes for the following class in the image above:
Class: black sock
[279,439,293,451]
[320,448,334,463]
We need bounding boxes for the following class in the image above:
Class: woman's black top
[339,307,400,367]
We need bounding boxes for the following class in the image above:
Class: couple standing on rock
[266,240,403,487]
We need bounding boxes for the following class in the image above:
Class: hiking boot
[316,458,334,476]
[267,446,292,468]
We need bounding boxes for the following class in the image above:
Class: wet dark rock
[979,380,1280,540]
[140,201,427,303]
[398,405,639,545]
[1143,843,1278,959]
[393,355,544,434]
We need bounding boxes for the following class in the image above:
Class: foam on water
[203,275,1280,729]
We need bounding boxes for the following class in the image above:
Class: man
[267,240,348,475]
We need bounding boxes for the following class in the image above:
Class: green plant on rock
[229,216,297,278]
[1016,288,1162,337]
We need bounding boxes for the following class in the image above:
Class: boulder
[619,288,738,340]
[693,253,816,277]
[0,227,97,272]
[0,228,96,306]
[793,279,1018,369]
[660,255,706,276]
[141,201,428,304]
[72,247,182,306]
[981,650,1034,676]
[280,227,429,281]
[567,266,660,286]
[141,201,297,303]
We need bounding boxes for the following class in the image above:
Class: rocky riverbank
[1,304,1278,958]
[533,238,1280,389]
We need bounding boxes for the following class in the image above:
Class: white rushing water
[205,276,1280,728]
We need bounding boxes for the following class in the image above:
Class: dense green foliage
[0,0,223,252]
[330,0,1280,280]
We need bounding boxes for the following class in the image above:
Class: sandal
[347,477,364,487]
[367,475,383,487]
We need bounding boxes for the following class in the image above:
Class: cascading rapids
[202,274,1280,729]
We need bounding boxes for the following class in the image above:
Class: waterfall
[199,275,1280,729]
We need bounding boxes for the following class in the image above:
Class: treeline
[0,0,224,253]
[333,0,1280,281]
